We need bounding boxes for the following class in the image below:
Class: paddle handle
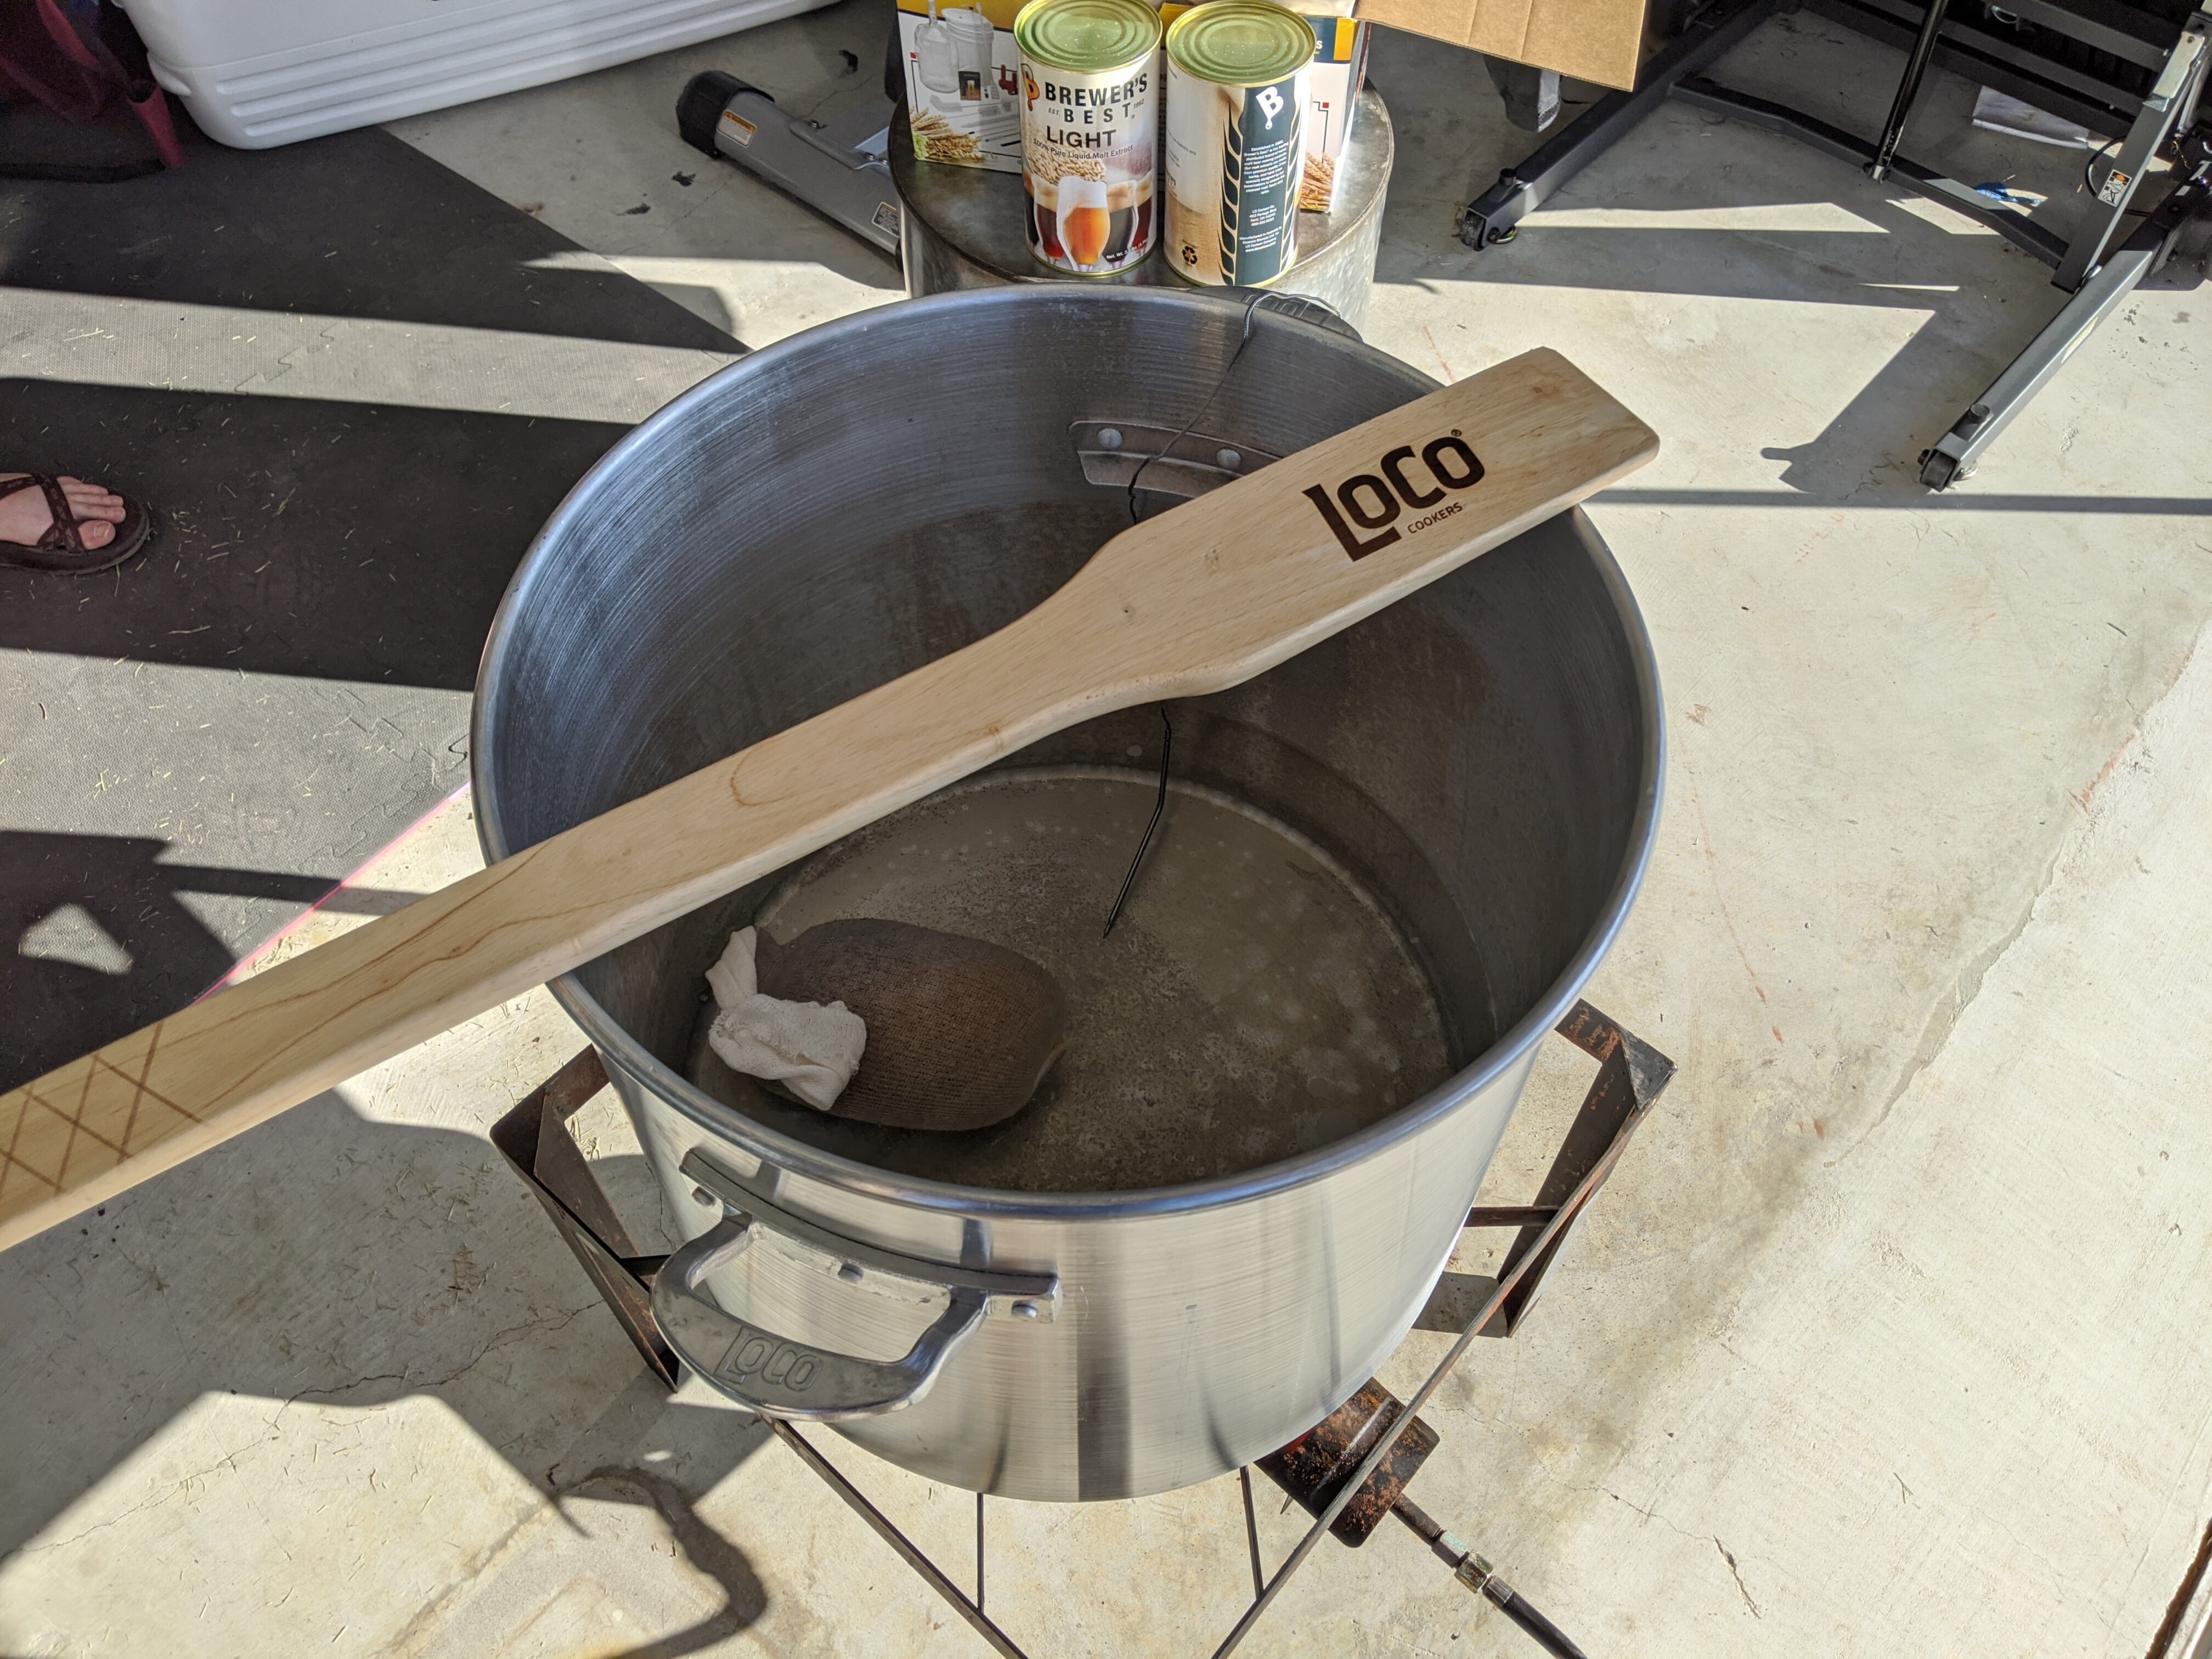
[0,607,1119,1251]
[0,346,1658,1249]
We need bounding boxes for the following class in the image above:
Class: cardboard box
[898,0,1026,174]
[897,0,1648,180]
[1281,0,1370,212]
[1354,0,1646,91]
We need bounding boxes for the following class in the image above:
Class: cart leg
[1918,180,2208,488]
[2052,9,2209,292]
[1865,0,1951,180]
[1458,0,1780,249]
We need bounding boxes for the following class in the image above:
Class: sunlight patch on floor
[4,288,736,423]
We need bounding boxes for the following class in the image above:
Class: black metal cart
[1461,0,2211,488]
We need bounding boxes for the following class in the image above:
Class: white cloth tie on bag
[704,927,867,1111]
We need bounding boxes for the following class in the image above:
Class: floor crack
[1715,1537,1762,1619]
[15,1442,270,1556]
[285,1304,599,1404]
[1846,614,2209,1166]
[21,1306,602,1555]
[1837,833,2062,1165]
[1595,1485,1702,1545]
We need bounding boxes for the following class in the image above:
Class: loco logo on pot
[1301,431,1486,561]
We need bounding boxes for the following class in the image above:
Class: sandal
[0,473,153,574]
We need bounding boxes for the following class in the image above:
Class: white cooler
[117,0,840,148]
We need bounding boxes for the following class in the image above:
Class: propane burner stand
[493,1001,1672,1657]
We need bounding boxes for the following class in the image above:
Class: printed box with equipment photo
[900,0,1026,172]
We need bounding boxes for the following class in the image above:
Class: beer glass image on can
[1165,0,1313,288]
[1014,0,1161,276]
[1056,175,1114,268]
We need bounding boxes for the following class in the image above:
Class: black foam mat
[1,117,741,1089]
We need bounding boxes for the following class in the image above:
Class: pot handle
[654,1217,988,1420]
[652,1150,1059,1423]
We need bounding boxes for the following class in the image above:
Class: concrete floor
[6,3,2212,1654]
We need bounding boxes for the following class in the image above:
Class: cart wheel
[1918,447,1963,490]
[1458,218,1517,251]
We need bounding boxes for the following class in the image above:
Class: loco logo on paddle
[1301,431,1485,561]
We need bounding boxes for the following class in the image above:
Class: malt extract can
[1164,0,1314,287]
[1014,0,1162,275]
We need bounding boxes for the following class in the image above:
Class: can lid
[1166,0,1316,87]
[1014,0,1163,72]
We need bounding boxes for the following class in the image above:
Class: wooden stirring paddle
[0,347,1656,1250]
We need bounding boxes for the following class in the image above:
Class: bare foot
[0,473,124,551]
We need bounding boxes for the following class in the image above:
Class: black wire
[1125,290,1271,524]
[1103,293,1274,933]
[1102,707,1173,938]
[2085,136,2118,197]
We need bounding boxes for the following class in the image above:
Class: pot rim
[473,285,1664,1223]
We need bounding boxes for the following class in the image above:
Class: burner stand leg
[493,1002,1674,1659]
[1208,1002,1675,1657]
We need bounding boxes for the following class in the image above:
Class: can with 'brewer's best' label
[1164,0,1314,288]
[1014,0,1162,275]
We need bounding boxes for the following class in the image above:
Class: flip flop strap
[29,475,86,554]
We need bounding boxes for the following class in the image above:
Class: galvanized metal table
[890,88,1394,331]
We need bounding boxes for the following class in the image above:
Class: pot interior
[475,288,1652,1198]
[684,765,1452,1189]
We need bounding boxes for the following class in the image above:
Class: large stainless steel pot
[473,287,1662,1502]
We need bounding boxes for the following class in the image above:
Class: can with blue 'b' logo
[1163,0,1314,288]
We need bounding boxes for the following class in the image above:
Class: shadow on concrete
[1,118,740,690]
[0,117,742,1089]
[0,832,424,1092]
[567,1463,775,1655]
[1365,10,2207,501]
[0,1081,776,1644]
[0,379,640,691]
[0,109,794,1644]
[0,116,746,346]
